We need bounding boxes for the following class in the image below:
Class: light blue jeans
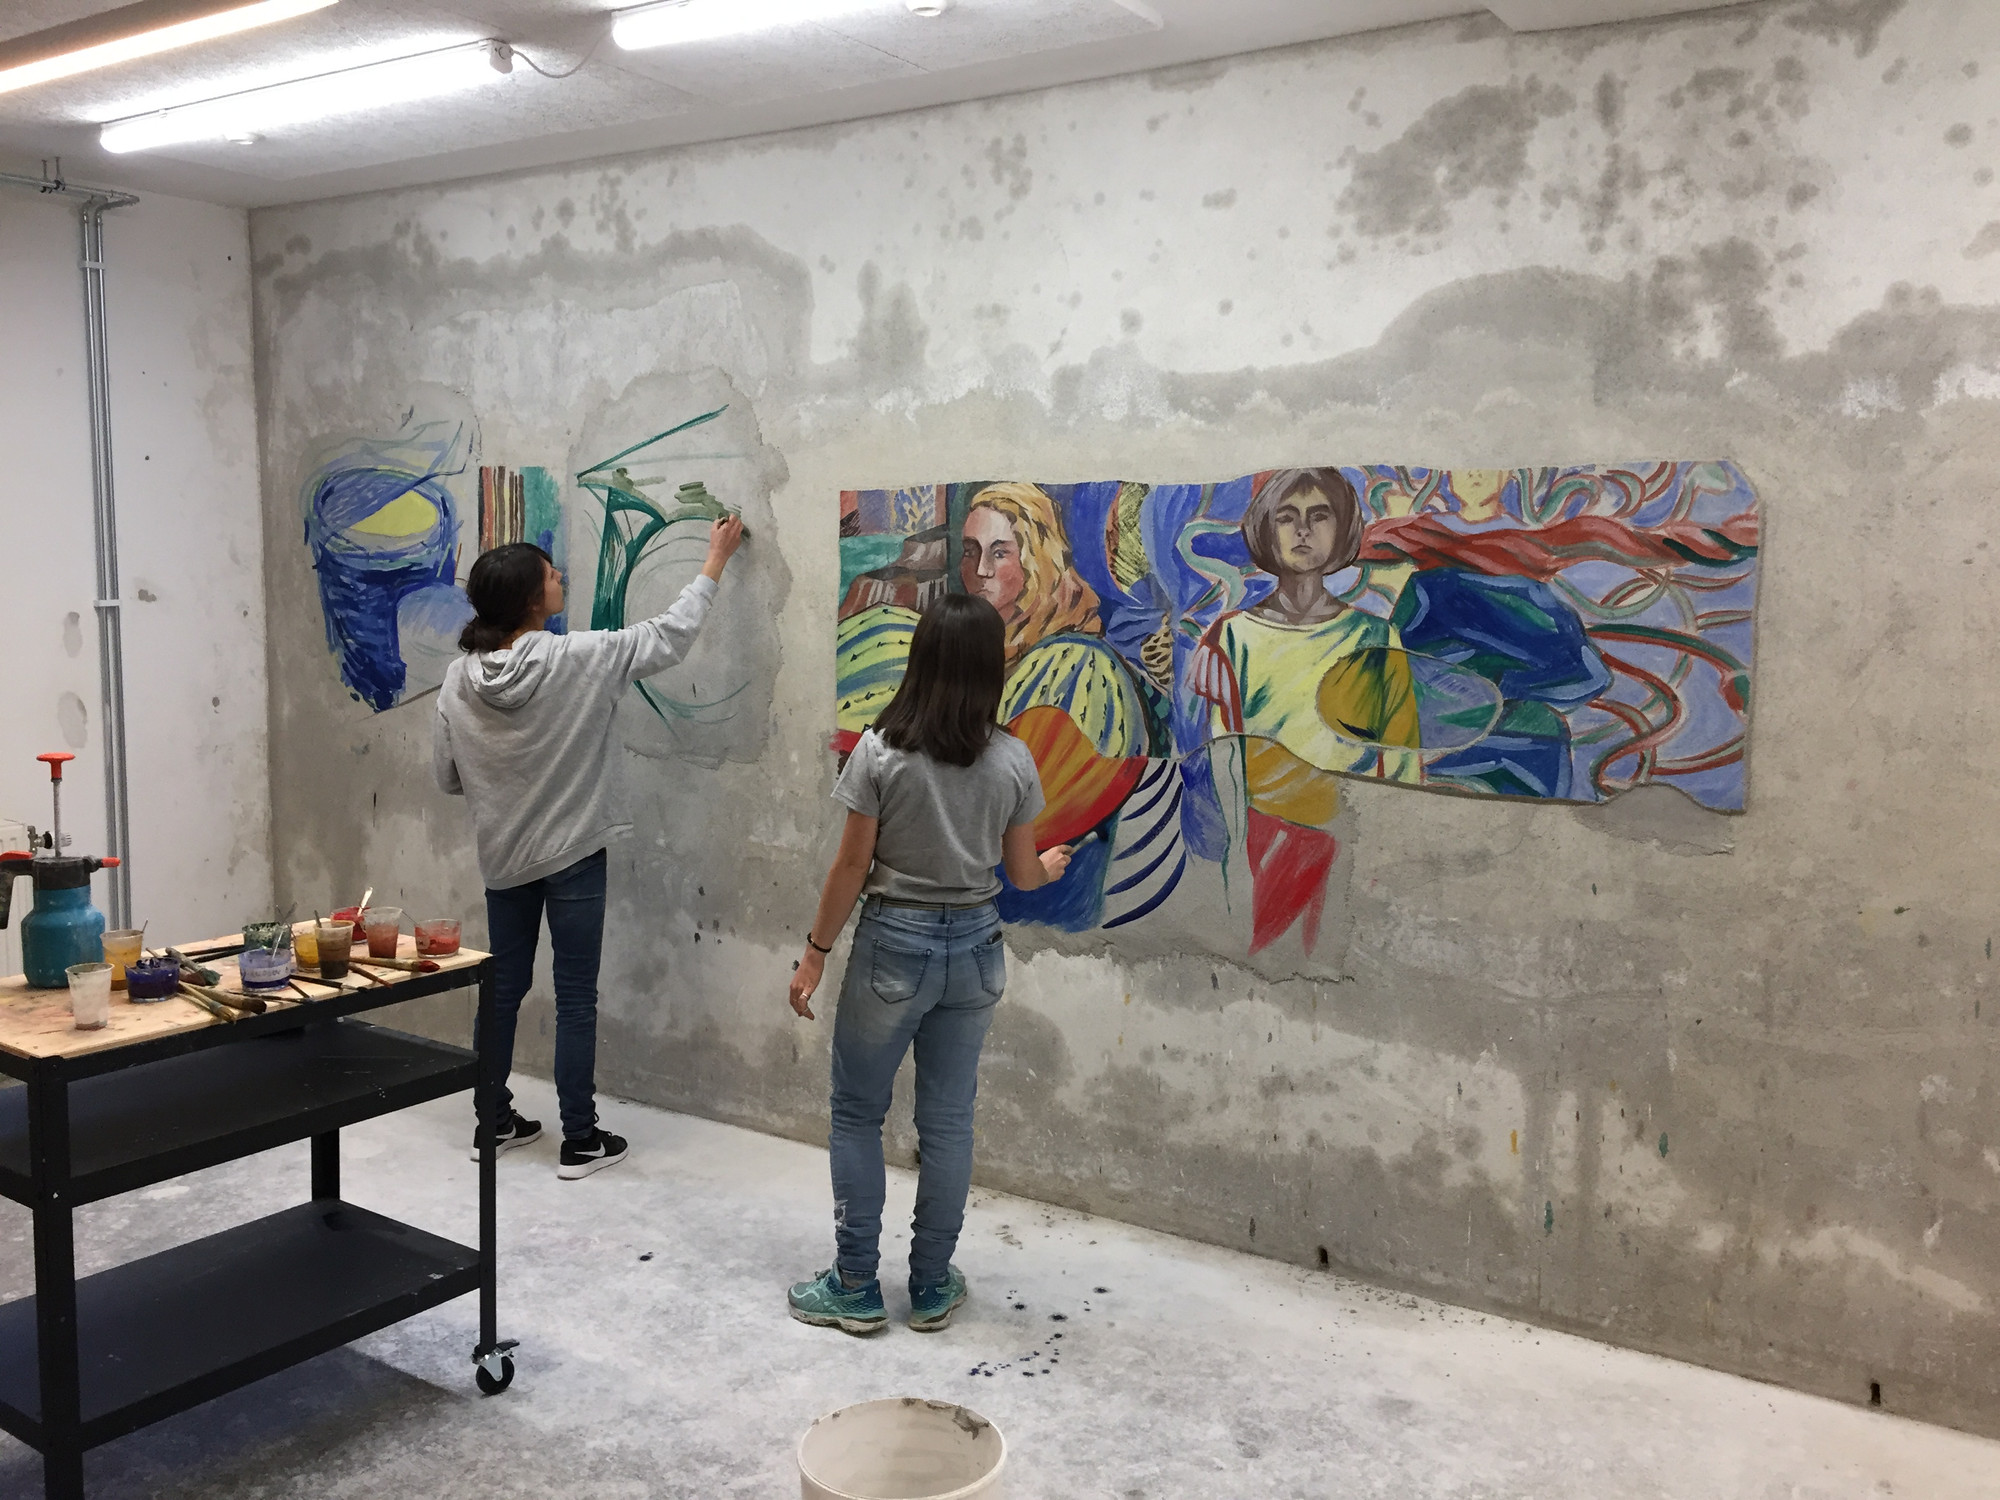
[829,897,1006,1291]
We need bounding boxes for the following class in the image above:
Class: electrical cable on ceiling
[498,25,613,81]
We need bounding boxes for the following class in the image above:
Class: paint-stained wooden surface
[0,935,487,1062]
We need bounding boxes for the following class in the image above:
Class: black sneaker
[558,1128,628,1180]
[469,1110,542,1162]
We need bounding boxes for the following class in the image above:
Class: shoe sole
[468,1129,542,1163]
[789,1306,888,1337]
[908,1294,967,1333]
[556,1147,628,1180]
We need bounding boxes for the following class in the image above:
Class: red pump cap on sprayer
[32,753,117,861]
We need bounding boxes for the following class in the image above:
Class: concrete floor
[1,1076,1995,1499]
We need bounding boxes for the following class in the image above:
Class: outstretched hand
[702,514,746,581]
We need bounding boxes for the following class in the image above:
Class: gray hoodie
[432,575,717,888]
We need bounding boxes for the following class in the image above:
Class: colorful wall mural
[835,464,1760,953]
[303,422,566,712]
[579,404,753,742]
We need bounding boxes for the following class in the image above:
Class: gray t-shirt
[833,728,1046,903]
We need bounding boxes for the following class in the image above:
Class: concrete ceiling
[0,0,1758,208]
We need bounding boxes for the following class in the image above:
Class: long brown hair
[874,595,1006,767]
[964,482,1101,664]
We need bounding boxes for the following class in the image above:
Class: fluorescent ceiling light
[613,0,890,50]
[99,39,507,153]
[0,0,337,97]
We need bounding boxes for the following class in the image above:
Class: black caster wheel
[474,1355,514,1395]
[473,1339,519,1395]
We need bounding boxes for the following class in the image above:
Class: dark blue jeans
[829,898,1006,1291]
[480,847,607,1141]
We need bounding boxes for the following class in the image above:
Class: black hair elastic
[805,934,832,954]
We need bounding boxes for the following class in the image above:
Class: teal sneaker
[908,1265,968,1332]
[788,1268,887,1335]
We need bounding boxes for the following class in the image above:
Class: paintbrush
[179,984,250,1021]
[186,980,267,1015]
[352,955,442,974]
[166,946,221,986]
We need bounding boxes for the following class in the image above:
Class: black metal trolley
[0,940,512,1499]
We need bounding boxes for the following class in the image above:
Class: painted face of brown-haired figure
[1241,468,1364,626]
[958,482,1103,664]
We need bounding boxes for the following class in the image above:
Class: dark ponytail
[874,594,1006,767]
[459,543,553,652]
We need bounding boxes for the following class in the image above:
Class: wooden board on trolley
[0,934,487,1061]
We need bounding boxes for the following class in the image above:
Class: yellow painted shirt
[1192,608,1423,785]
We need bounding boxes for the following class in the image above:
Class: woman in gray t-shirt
[786,594,1072,1335]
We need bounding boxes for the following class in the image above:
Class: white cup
[67,961,113,1031]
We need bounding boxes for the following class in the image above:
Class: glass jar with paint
[238,948,292,992]
[414,917,461,956]
[360,905,404,959]
[291,922,319,967]
[126,955,181,1001]
[243,920,290,953]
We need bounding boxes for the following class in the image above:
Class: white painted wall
[0,185,270,974]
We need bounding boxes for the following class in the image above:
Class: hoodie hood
[467,633,555,710]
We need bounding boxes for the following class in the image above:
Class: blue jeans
[480,847,607,1141]
[829,897,1006,1291]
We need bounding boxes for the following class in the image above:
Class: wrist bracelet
[805,934,832,954]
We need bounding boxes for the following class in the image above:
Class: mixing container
[797,1399,1005,1500]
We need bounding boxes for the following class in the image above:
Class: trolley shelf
[0,1022,476,1208]
[0,1199,480,1450]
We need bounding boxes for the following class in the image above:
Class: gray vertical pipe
[1,171,138,922]
[80,196,135,926]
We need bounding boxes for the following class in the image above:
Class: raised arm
[788,811,879,1020]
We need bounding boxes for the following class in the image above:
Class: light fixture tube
[0,0,338,97]
[612,0,886,50]
[99,39,508,153]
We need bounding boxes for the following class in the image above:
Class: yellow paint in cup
[101,928,143,990]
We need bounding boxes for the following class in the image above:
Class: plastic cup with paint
[101,928,143,990]
[414,917,461,957]
[67,961,113,1030]
[316,920,355,979]
[361,905,404,959]
[292,922,319,967]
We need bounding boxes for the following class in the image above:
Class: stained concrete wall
[250,0,2000,1435]
[1,184,271,969]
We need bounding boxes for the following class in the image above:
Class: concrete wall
[249,0,2000,1434]
[1,183,270,971]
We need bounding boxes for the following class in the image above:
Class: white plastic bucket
[798,1398,1006,1500]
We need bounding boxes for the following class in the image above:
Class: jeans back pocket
[971,931,1007,999]
[870,940,931,1004]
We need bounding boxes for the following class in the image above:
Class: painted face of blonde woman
[1269,489,1341,576]
[961,506,1027,620]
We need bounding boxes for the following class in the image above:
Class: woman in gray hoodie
[434,516,744,1178]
